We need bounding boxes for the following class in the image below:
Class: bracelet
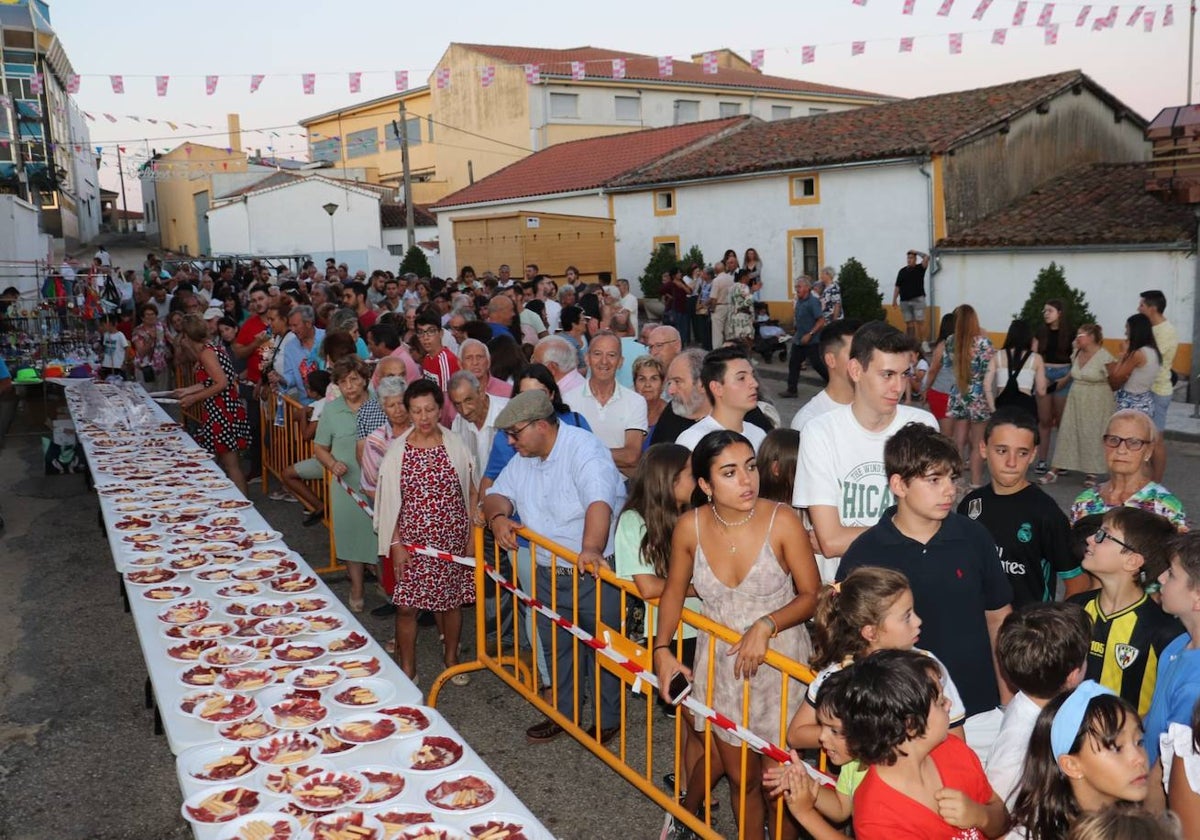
[652,644,673,653]
[759,615,779,638]
[489,512,509,524]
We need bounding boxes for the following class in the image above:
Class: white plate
[251,732,324,766]
[396,735,465,774]
[180,784,262,825]
[345,765,406,808]
[124,567,179,586]
[257,618,311,639]
[157,599,213,625]
[289,769,366,811]
[259,686,330,729]
[328,678,394,710]
[141,584,192,602]
[256,761,334,797]
[178,741,260,785]
[216,812,303,840]
[286,666,344,692]
[305,811,384,840]
[332,713,400,745]
[247,529,284,544]
[462,814,542,840]
[391,822,468,840]
[180,689,258,724]
[201,644,260,668]
[215,582,264,600]
[421,770,502,815]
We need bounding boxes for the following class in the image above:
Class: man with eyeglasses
[416,312,459,426]
[645,325,682,367]
[482,389,626,745]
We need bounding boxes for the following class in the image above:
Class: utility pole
[397,100,415,250]
[1189,2,1197,104]
[115,144,129,234]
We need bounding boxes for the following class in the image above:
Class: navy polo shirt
[837,507,1013,716]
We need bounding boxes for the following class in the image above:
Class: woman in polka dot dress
[175,314,250,493]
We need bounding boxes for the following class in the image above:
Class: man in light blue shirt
[484,390,626,745]
[282,306,325,403]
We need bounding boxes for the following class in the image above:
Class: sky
[44,0,1194,207]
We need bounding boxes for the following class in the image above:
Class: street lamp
[323,202,339,262]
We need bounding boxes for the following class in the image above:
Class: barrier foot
[490,653,536,694]
[427,660,487,707]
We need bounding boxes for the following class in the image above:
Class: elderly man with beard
[650,348,774,446]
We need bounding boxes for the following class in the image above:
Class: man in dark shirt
[893,249,930,344]
[650,348,773,445]
[781,275,827,397]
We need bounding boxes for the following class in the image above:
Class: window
[719,102,741,118]
[808,107,828,116]
[673,99,700,124]
[549,92,579,119]
[614,95,641,121]
[789,173,819,205]
[384,117,422,150]
[345,127,378,159]
[653,190,676,216]
[771,105,792,121]
[311,137,340,162]
[387,244,405,256]
[652,236,680,258]
[787,229,824,297]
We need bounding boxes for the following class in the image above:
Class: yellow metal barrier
[428,526,820,840]
[172,363,202,426]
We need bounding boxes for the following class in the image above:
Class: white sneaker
[268,490,291,502]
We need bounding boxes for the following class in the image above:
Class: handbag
[995,349,1038,420]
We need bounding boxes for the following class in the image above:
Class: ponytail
[810,567,911,670]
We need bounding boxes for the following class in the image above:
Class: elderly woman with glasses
[1069,408,1186,529]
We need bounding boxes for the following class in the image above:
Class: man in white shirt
[616,278,639,335]
[538,276,562,333]
[708,257,736,347]
[532,335,585,394]
[793,322,937,561]
[675,347,766,452]
[564,332,647,477]
[790,319,862,434]
[94,245,112,268]
[448,370,508,483]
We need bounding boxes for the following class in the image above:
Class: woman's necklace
[711,503,756,554]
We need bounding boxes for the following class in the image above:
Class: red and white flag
[1164,4,1175,25]
[801,45,816,63]
[1037,3,1055,25]
[394,71,409,91]
[156,75,169,97]
[949,32,964,52]
[902,0,916,13]
[937,0,954,15]
[852,0,867,5]
[110,75,124,94]
[349,72,362,93]
[972,0,993,19]
[66,73,79,94]
[1126,5,1144,25]
[612,58,626,79]
[851,40,866,55]
[104,113,117,123]
[524,64,540,84]
[302,73,316,95]
[1075,5,1091,26]
[29,72,42,95]
[436,67,451,89]
[571,61,586,80]
[205,75,218,95]
[1012,1,1027,24]
[702,51,718,73]
[1144,9,1155,30]
[250,74,265,93]
[900,36,915,51]
[1044,22,1060,43]
[750,49,765,69]
[992,27,1008,42]
[658,55,673,76]
[481,66,495,87]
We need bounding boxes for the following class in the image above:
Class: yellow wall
[153,143,247,255]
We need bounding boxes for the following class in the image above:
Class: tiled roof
[219,171,299,199]
[938,163,1197,248]
[610,71,1122,188]
[459,44,888,100]
[430,116,750,209]
[381,203,437,228]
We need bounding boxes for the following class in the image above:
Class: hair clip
[830,581,842,594]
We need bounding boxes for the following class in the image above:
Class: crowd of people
[64,243,1200,839]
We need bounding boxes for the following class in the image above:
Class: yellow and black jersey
[1070,590,1185,716]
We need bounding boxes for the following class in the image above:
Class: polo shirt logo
[1114,643,1140,670]
[966,498,982,520]
[1017,523,1032,543]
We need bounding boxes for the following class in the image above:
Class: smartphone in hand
[668,671,692,706]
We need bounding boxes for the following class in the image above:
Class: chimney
[227,113,243,154]
[1145,105,1200,203]
[689,49,757,73]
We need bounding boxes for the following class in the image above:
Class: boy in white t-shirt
[790,319,861,434]
[99,315,130,379]
[985,602,1090,805]
[793,322,937,561]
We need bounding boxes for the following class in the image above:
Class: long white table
[64,380,551,840]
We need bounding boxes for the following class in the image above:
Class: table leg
[144,675,153,709]
[119,574,129,613]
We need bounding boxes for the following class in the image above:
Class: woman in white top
[1107,312,1161,418]
[984,319,1047,415]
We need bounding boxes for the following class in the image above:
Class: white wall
[140,175,159,239]
[0,195,52,294]
[936,249,1196,351]
[381,225,441,275]
[612,161,930,300]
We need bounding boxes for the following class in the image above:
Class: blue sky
[45,0,1191,199]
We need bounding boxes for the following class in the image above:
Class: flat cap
[494,389,554,430]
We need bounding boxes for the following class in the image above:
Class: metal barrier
[428,526,820,840]
[172,363,202,425]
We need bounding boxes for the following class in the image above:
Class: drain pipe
[919,159,937,341]
[1191,209,1200,416]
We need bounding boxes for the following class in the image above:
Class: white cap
[203,305,224,320]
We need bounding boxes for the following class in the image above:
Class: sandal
[1038,470,1059,485]
[450,672,471,687]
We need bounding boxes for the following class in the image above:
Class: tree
[398,245,432,279]
[838,257,886,322]
[1015,262,1097,334]
[638,244,705,298]
[678,244,705,275]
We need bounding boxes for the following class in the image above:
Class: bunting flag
[972,0,994,19]
[146,118,157,124]
[436,67,451,89]
[156,75,169,97]
[902,0,916,13]
[1093,5,1116,28]
[129,115,140,122]
[657,55,673,76]
[301,73,316,94]
[480,65,495,87]
[84,111,94,121]
[750,49,765,69]
[1164,4,1174,25]
[250,74,264,93]
[395,70,409,91]
[1012,1,1027,25]
[937,0,954,14]
[612,58,626,79]
[949,32,964,53]
[66,73,79,94]
[992,27,1008,42]
[702,52,718,73]
[104,113,117,123]
[1075,5,1092,25]
[1037,3,1055,25]
[899,36,915,51]
[110,75,124,94]
[1126,4,1144,24]
[205,75,218,95]
[801,45,816,63]
[348,72,362,93]
[852,0,868,5]
[571,61,586,80]
[524,64,540,84]
[166,121,178,130]
[1045,22,1060,42]
[29,72,41,95]
[1144,9,1155,29]
[852,40,866,55]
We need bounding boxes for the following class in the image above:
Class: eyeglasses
[504,421,534,441]
[415,327,440,336]
[1094,527,1137,553]
[1102,434,1150,451]
[648,339,680,352]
